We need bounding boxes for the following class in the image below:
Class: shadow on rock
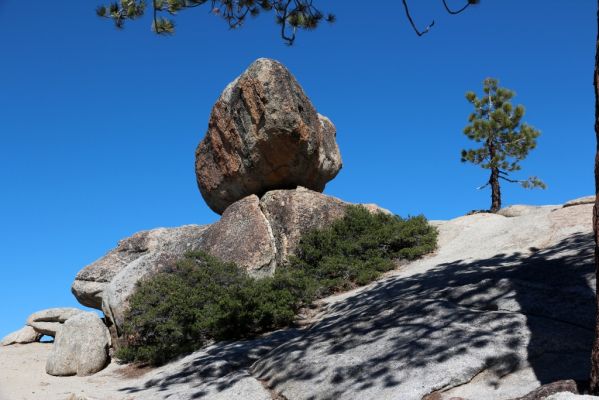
[252,232,595,400]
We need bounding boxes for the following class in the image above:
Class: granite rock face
[195,58,342,215]
[1,326,41,346]
[46,312,110,377]
[72,225,209,310]
[26,308,84,337]
[99,225,209,341]
[198,194,276,277]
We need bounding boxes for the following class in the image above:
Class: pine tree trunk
[589,0,599,394]
[490,167,501,213]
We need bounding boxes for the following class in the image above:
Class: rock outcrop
[26,308,84,337]
[1,326,41,346]
[72,225,209,310]
[98,225,209,340]
[46,312,110,377]
[73,187,389,343]
[195,58,342,215]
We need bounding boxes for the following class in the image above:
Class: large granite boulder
[1,326,41,346]
[46,312,111,376]
[26,308,84,337]
[72,225,209,310]
[195,58,342,215]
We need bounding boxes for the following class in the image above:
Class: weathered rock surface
[253,200,595,400]
[26,307,83,337]
[46,312,110,377]
[72,224,209,310]
[100,225,209,340]
[1,326,41,346]
[497,204,558,218]
[547,394,599,400]
[198,194,276,276]
[510,380,579,400]
[563,195,595,208]
[195,58,342,214]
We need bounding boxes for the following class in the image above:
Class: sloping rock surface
[46,312,111,377]
[252,202,595,400]
[195,58,342,214]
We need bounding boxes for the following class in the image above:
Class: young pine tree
[461,78,546,213]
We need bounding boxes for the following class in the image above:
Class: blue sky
[0,1,596,337]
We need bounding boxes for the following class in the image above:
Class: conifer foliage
[461,78,545,212]
[96,0,334,44]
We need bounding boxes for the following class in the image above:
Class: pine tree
[96,0,335,44]
[461,78,546,213]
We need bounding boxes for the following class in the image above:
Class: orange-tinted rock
[195,58,342,214]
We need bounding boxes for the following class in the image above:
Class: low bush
[117,205,437,365]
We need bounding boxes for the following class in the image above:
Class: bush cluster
[117,206,437,365]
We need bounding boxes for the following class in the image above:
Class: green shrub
[279,206,438,298]
[117,205,437,365]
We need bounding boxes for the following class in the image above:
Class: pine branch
[401,0,435,36]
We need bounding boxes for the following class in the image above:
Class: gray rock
[563,195,595,208]
[100,225,209,341]
[73,224,208,310]
[260,187,348,265]
[46,312,110,377]
[497,205,557,218]
[199,194,276,277]
[547,394,599,400]
[1,326,41,346]
[252,204,596,400]
[26,308,84,337]
[195,58,342,215]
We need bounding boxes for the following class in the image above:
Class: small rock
[1,326,41,346]
[546,393,599,400]
[46,312,110,377]
[27,308,84,337]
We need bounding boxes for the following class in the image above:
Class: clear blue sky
[0,1,595,338]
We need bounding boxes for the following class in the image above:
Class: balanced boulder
[1,326,41,346]
[46,312,110,376]
[27,307,83,337]
[195,58,342,215]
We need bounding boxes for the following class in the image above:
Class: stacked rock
[70,58,389,347]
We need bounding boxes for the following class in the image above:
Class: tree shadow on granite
[252,231,595,399]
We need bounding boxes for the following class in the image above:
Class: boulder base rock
[1,326,41,346]
[563,195,595,208]
[27,308,83,337]
[261,187,360,265]
[195,58,342,215]
[199,194,276,277]
[46,312,110,377]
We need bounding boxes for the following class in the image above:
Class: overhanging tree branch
[401,0,476,36]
